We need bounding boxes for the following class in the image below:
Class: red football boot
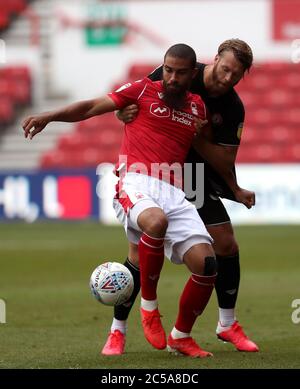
[167,334,213,358]
[101,330,125,356]
[217,321,259,352]
[140,308,166,350]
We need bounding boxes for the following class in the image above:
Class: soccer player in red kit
[23,44,250,357]
[105,39,258,356]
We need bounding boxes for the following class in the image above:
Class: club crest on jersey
[211,113,223,126]
[150,102,170,117]
[190,102,198,116]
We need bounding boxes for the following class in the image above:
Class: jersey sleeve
[216,101,245,147]
[108,78,148,109]
[147,65,163,81]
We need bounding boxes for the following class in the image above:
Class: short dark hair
[164,43,197,68]
[218,39,253,73]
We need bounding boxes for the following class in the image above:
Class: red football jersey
[108,77,207,182]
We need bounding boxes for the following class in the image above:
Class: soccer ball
[89,262,134,306]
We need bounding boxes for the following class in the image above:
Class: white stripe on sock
[111,318,127,335]
[171,327,190,339]
[218,308,235,329]
[141,298,158,311]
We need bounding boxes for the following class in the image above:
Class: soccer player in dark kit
[103,39,259,355]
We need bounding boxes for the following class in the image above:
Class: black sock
[114,258,140,320]
[215,252,240,309]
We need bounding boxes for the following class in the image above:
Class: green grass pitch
[0,223,299,369]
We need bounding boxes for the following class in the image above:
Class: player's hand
[116,104,138,123]
[22,114,50,139]
[234,188,255,209]
[193,116,209,136]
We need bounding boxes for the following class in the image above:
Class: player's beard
[162,81,187,110]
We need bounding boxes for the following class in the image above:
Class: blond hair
[218,39,253,73]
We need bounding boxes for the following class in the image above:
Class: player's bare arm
[192,134,255,209]
[22,96,117,139]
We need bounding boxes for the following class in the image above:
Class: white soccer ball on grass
[89,262,134,306]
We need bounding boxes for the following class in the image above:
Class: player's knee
[204,256,217,276]
[128,252,139,268]
[217,237,239,256]
[128,243,139,265]
[143,212,168,237]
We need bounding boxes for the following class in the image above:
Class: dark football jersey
[148,63,245,201]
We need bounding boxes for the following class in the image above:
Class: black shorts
[196,192,231,226]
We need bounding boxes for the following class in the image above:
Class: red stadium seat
[96,130,122,147]
[0,78,30,105]
[2,65,31,84]
[0,1,29,30]
[240,126,259,144]
[57,131,121,152]
[289,144,300,161]
[4,0,27,15]
[286,108,300,125]
[291,91,300,107]
[280,144,300,162]
[11,79,31,104]
[82,148,118,166]
[0,97,14,123]
[269,126,292,143]
[261,62,299,74]
[57,133,85,151]
[237,144,282,163]
[40,151,64,169]
[0,65,32,127]
[246,108,273,127]
[243,74,273,91]
[261,89,293,107]
[76,116,103,133]
[238,91,259,109]
[0,79,11,98]
[0,11,9,29]
[275,73,300,90]
[76,113,122,133]
[128,64,158,80]
[41,147,119,169]
[242,125,299,146]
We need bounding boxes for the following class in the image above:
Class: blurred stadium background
[0,0,300,369]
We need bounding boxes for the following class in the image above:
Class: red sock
[175,274,216,333]
[138,233,164,301]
